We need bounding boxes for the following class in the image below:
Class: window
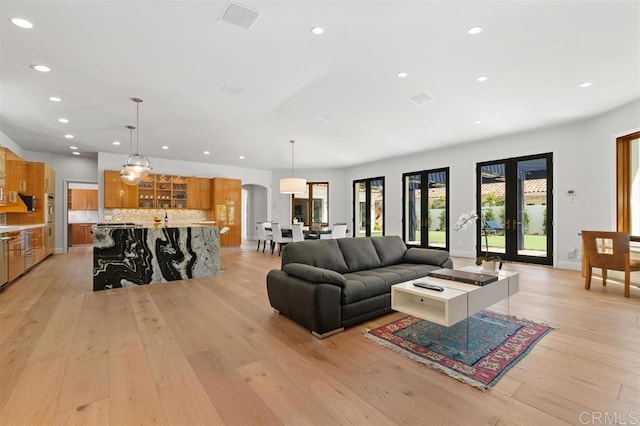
[402,168,449,249]
[292,182,329,226]
[616,131,640,240]
[353,177,384,237]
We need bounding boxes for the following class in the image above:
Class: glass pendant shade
[280,177,307,194]
[125,152,151,178]
[120,165,141,185]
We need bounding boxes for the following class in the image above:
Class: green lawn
[423,231,547,251]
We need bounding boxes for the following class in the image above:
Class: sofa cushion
[370,236,407,266]
[402,247,450,266]
[341,273,389,304]
[282,239,349,273]
[283,263,346,287]
[337,238,383,272]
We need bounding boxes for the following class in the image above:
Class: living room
[1,1,639,424]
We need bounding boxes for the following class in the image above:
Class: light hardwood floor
[0,244,638,425]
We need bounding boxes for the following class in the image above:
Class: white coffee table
[391,269,519,327]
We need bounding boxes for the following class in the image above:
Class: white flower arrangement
[454,210,502,269]
[454,210,479,232]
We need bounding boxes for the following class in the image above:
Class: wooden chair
[582,230,640,297]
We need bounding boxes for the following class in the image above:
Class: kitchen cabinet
[209,178,242,246]
[137,174,189,209]
[0,148,5,207]
[3,148,26,205]
[104,170,138,208]
[70,189,98,210]
[8,231,25,283]
[187,177,210,209]
[25,162,44,197]
[32,227,45,265]
[70,223,94,245]
[44,164,55,195]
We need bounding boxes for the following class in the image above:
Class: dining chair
[255,222,273,253]
[271,223,293,256]
[291,223,304,242]
[582,230,640,297]
[331,223,347,239]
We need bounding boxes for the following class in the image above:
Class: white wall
[22,150,99,253]
[271,168,347,228]
[244,184,269,241]
[97,152,272,213]
[342,98,640,270]
[0,132,24,157]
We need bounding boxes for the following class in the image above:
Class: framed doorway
[353,177,385,237]
[476,153,553,265]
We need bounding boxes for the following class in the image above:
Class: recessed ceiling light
[239,155,245,160]
[31,64,51,72]
[65,134,74,139]
[49,96,62,102]
[162,146,169,150]
[579,82,593,88]
[474,120,483,125]
[112,141,121,146]
[468,26,482,35]
[476,76,488,82]
[10,18,33,29]
[58,118,69,123]
[311,26,324,35]
[204,151,210,155]
[69,146,78,150]
[72,152,80,156]
[397,72,408,78]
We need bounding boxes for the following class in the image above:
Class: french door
[476,153,553,265]
[402,168,449,250]
[353,177,385,237]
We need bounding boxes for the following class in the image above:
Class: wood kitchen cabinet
[3,148,26,205]
[0,148,5,207]
[187,177,211,209]
[70,189,98,210]
[25,162,44,197]
[44,164,55,195]
[104,170,138,208]
[70,223,94,245]
[209,178,242,246]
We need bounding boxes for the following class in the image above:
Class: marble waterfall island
[93,224,220,291]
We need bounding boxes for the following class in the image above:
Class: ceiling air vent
[410,91,436,106]
[219,2,261,30]
[317,112,338,123]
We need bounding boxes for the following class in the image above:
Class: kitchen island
[92,223,220,291]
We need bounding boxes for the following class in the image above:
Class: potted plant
[454,210,503,272]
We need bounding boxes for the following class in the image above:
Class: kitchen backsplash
[103,209,208,223]
[68,210,100,224]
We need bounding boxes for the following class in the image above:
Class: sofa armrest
[283,263,346,287]
[402,247,451,267]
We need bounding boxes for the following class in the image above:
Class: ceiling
[1,1,639,171]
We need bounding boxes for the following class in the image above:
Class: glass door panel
[479,164,506,255]
[311,183,329,225]
[370,178,384,237]
[353,177,385,237]
[404,173,421,245]
[427,171,448,248]
[477,154,553,265]
[403,169,449,249]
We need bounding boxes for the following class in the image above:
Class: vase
[481,260,498,273]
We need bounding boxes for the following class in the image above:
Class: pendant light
[279,140,306,194]
[120,125,141,185]
[124,97,151,178]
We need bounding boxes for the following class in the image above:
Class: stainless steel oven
[45,193,54,224]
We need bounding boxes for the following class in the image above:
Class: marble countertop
[0,223,46,233]
[94,222,218,229]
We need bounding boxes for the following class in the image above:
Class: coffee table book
[428,268,499,286]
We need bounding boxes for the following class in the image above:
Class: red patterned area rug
[364,310,553,390]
